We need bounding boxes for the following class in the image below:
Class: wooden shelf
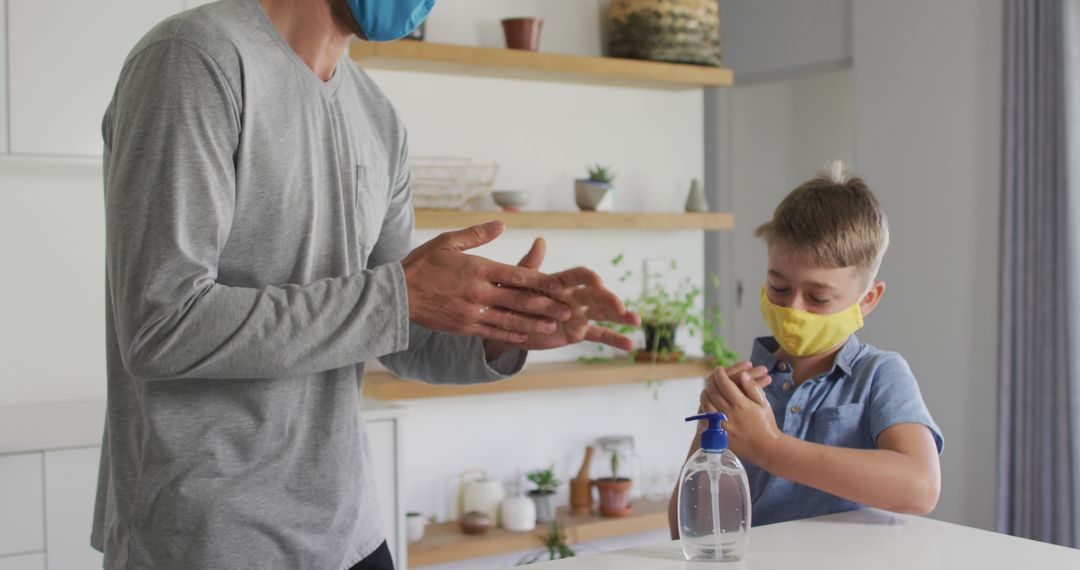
[414,210,733,231]
[350,41,732,91]
[363,359,712,401]
[409,499,670,567]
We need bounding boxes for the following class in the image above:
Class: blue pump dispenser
[685,413,728,452]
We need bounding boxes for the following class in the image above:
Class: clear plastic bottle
[678,413,751,562]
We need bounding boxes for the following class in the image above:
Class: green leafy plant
[583,255,739,396]
[586,164,615,185]
[610,450,621,480]
[526,465,561,495]
[517,518,576,564]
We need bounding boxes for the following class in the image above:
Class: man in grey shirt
[94,0,640,568]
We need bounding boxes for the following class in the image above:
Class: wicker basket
[608,0,722,67]
[409,157,499,210]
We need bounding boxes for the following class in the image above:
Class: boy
[669,162,943,532]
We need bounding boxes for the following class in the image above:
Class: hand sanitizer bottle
[678,413,751,561]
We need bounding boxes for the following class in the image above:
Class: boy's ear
[859,280,886,318]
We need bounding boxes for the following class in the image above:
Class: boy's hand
[699,362,782,464]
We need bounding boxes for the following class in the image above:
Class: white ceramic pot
[405,513,427,544]
[575,179,614,211]
[501,494,537,532]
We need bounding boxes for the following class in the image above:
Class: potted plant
[593,451,633,517]
[585,256,738,397]
[575,164,616,211]
[526,465,561,524]
[610,255,700,364]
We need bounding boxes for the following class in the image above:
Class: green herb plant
[526,465,561,495]
[517,518,576,564]
[584,254,739,398]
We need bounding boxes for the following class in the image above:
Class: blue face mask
[347,0,436,42]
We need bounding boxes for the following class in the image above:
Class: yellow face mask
[759,286,864,357]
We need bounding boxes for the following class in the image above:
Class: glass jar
[591,435,643,499]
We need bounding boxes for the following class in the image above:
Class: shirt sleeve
[104,39,409,381]
[867,352,944,453]
[368,123,527,383]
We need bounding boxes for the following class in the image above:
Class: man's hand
[402,221,573,344]
[483,237,641,357]
[699,361,781,464]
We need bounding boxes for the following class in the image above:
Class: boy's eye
[769,285,791,294]
[809,296,831,306]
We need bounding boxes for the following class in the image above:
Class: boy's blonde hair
[755,161,890,285]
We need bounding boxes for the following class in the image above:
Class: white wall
[852,0,1002,531]
[365,1,710,555]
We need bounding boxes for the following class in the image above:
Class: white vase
[501,494,537,532]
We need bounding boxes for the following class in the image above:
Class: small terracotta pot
[502,17,543,51]
[594,478,633,517]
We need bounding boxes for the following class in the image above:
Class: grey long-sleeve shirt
[92,1,524,568]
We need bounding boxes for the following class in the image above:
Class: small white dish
[492,190,531,212]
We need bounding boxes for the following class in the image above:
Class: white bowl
[492,190,530,211]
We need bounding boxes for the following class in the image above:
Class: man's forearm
[755,436,938,515]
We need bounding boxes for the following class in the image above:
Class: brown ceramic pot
[501,17,543,51]
[459,511,492,535]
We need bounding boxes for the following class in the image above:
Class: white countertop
[533,508,1080,569]
[0,397,406,456]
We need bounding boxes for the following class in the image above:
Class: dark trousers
[348,541,394,570]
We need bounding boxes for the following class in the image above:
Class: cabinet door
[8,0,183,156]
[0,3,7,155]
[43,448,103,570]
[366,420,401,566]
[0,554,45,570]
[0,453,44,556]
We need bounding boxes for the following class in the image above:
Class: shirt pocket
[808,403,867,448]
[354,164,391,262]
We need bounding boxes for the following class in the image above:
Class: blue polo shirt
[744,335,943,526]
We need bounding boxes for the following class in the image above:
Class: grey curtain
[997,0,1080,548]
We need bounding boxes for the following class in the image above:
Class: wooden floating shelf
[414,210,734,231]
[350,41,732,91]
[363,359,713,401]
[409,499,670,567]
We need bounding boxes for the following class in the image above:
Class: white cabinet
[43,448,104,570]
[0,400,405,568]
[367,418,405,568]
[0,554,45,570]
[8,0,183,156]
[0,453,44,557]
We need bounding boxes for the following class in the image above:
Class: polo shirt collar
[751,335,862,380]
